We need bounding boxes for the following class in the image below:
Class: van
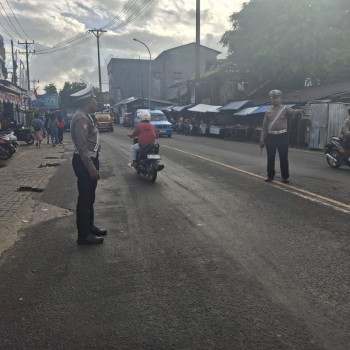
[135,109,173,137]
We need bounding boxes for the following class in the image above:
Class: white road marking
[163,145,350,214]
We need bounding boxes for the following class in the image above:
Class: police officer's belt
[74,149,98,158]
[268,129,287,135]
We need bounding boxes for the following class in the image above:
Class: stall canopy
[188,104,222,113]
[172,103,194,112]
[233,107,259,116]
[220,100,251,111]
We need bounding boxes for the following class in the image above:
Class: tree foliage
[44,83,58,95]
[58,82,103,109]
[220,0,350,89]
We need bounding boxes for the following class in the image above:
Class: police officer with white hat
[70,85,107,245]
[260,89,303,183]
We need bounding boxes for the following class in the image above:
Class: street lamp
[133,38,151,109]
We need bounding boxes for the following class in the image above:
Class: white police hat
[268,89,282,98]
[70,85,96,101]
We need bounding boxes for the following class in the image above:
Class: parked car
[95,112,114,132]
[135,109,173,137]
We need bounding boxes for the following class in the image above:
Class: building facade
[0,35,7,80]
[107,43,221,105]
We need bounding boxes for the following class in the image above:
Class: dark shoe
[265,177,274,182]
[157,164,165,171]
[35,142,38,147]
[77,234,104,245]
[131,161,137,167]
[282,178,289,184]
[90,226,107,236]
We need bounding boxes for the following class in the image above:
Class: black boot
[77,234,104,245]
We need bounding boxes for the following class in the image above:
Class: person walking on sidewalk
[48,112,59,147]
[70,85,107,246]
[44,112,51,144]
[260,89,303,183]
[31,113,44,147]
[57,114,65,144]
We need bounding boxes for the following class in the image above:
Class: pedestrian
[44,112,51,144]
[57,114,65,144]
[260,89,303,183]
[338,108,350,161]
[48,112,59,147]
[70,85,106,245]
[31,113,44,147]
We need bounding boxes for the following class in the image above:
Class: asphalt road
[0,126,349,350]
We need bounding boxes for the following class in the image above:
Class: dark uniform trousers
[72,153,99,237]
[265,132,289,180]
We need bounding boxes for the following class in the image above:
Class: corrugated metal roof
[220,100,251,111]
[252,104,295,114]
[234,107,259,115]
[188,104,222,113]
[281,81,350,103]
[113,96,138,106]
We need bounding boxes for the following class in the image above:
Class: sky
[1,0,244,94]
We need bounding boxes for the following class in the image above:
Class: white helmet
[137,109,151,121]
[268,89,282,98]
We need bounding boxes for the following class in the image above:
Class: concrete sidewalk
[0,141,68,257]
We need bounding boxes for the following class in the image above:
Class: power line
[0,2,23,39]
[5,0,34,40]
[33,0,155,56]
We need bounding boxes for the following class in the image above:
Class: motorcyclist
[339,109,350,161]
[127,110,164,170]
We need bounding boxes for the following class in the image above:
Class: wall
[108,44,220,104]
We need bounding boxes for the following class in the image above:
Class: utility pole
[11,40,18,85]
[31,79,39,90]
[18,40,35,90]
[195,0,200,104]
[88,29,107,93]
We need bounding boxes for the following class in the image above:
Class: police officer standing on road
[70,85,107,245]
[260,89,303,184]
[338,109,350,162]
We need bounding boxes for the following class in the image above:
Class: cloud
[3,0,243,93]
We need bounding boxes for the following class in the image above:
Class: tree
[220,0,350,89]
[58,82,104,109]
[44,83,58,95]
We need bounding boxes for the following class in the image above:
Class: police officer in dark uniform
[70,85,107,245]
[260,89,303,184]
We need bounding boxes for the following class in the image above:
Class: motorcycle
[131,137,164,183]
[0,130,19,149]
[325,136,350,168]
[8,121,35,145]
[0,134,16,160]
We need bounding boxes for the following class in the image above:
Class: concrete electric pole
[195,0,200,104]
[89,29,107,93]
[18,40,35,90]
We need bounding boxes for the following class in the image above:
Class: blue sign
[33,94,58,108]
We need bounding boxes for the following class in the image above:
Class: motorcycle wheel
[0,148,13,160]
[147,163,157,183]
[26,134,35,145]
[326,147,341,168]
